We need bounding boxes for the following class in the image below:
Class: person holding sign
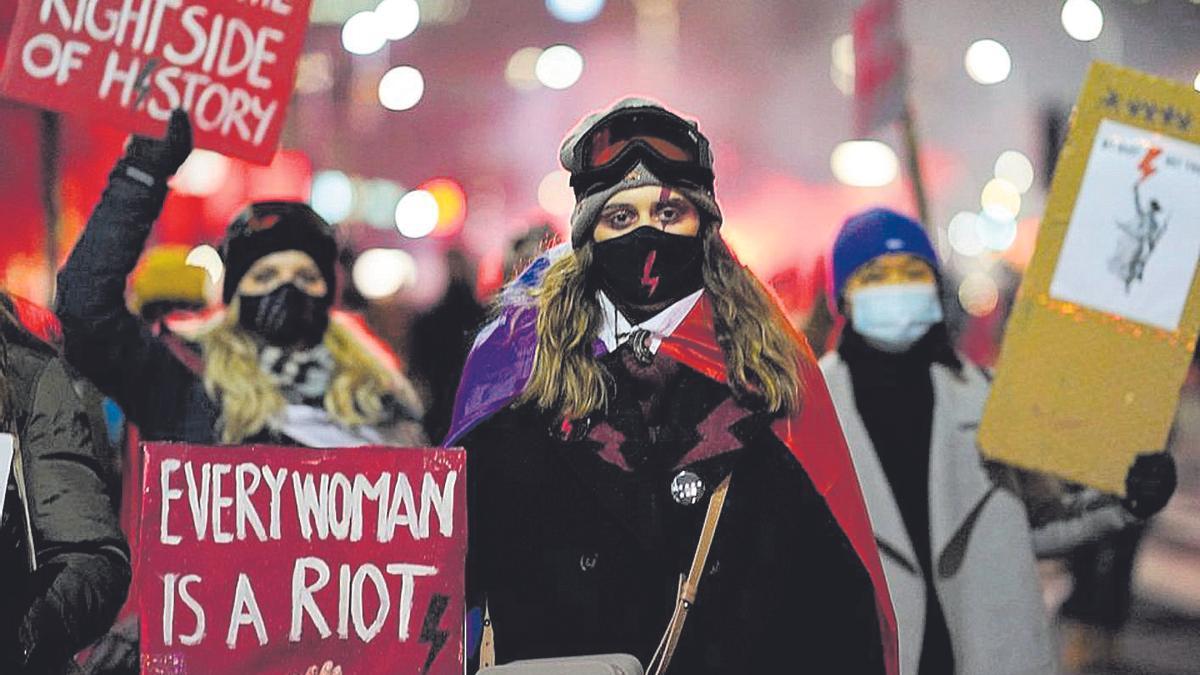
[54,111,426,674]
[0,294,130,674]
[449,99,898,674]
[818,207,1177,675]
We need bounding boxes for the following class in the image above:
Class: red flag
[853,0,907,136]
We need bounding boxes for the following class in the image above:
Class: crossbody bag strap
[646,473,732,675]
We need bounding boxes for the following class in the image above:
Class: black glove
[81,615,139,675]
[122,108,193,179]
[1122,451,1177,519]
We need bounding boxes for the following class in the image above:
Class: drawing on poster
[1050,119,1200,331]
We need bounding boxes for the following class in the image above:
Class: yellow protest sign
[979,62,1200,495]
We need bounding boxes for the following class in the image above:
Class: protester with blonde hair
[450,99,898,674]
[55,112,424,675]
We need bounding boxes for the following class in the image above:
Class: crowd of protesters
[0,101,1179,674]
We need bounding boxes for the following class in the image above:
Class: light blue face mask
[848,282,944,353]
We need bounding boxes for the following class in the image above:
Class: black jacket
[464,345,884,673]
[57,162,221,444]
[56,161,424,447]
[0,315,130,673]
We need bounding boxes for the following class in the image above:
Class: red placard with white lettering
[138,444,467,675]
[0,0,312,164]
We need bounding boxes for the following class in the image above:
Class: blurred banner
[0,0,312,164]
[138,443,466,675]
[853,0,906,137]
[981,62,1200,494]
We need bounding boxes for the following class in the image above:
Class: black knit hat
[220,201,338,304]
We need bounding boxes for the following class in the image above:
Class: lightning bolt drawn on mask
[133,57,159,110]
[1138,146,1163,184]
[640,250,660,297]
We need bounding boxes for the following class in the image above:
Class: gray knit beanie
[559,97,722,248]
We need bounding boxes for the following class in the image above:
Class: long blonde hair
[521,225,803,421]
[198,301,400,444]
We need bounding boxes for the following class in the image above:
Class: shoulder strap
[646,473,731,675]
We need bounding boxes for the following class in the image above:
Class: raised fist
[1122,451,1177,519]
[123,108,193,179]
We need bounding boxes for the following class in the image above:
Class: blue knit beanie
[830,208,938,304]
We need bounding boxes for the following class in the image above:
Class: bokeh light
[358,179,404,229]
[395,189,440,238]
[505,47,543,91]
[375,0,421,41]
[535,45,584,90]
[1061,0,1103,42]
[1194,71,1200,92]
[994,150,1035,193]
[964,39,1011,85]
[948,211,985,257]
[537,170,575,216]
[378,66,425,111]
[546,0,605,23]
[173,150,230,197]
[342,11,387,55]
[830,140,899,187]
[311,170,355,224]
[353,248,417,300]
[980,177,1021,220]
[977,211,1018,252]
[421,178,468,237]
[831,33,855,96]
[186,245,224,284]
[958,272,1000,316]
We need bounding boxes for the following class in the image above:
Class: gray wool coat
[820,352,1134,675]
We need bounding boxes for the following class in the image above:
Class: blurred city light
[342,11,387,55]
[311,170,355,224]
[546,0,605,23]
[353,248,417,300]
[1061,0,1103,42]
[173,150,230,197]
[378,66,425,111]
[830,140,898,187]
[395,189,440,238]
[294,52,335,95]
[358,179,405,229]
[186,245,225,284]
[980,177,1021,220]
[977,211,1018,252]
[948,211,986,256]
[537,170,575,216]
[421,178,468,237]
[994,150,1035,193]
[964,39,1011,85]
[959,272,1000,316]
[536,45,584,90]
[831,33,855,96]
[376,0,421,41]
[505,47,544,91]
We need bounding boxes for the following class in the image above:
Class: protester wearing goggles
[449,98,899,674]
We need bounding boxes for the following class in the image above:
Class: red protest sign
[138,443,467,675]
[0,0,312,164]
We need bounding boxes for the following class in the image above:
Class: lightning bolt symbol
[132,57,160,111]
[418,594,450,674]
[1138,146,1163,184]
[640,250,660,297]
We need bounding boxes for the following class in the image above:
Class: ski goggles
[569,107,714,198]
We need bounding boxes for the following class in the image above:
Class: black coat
[0,319,130,673]
[464,346,884,673]
[57,162,221,444]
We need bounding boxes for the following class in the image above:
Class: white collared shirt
[596,288,704,355]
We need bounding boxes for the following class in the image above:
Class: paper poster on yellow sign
[979,62,1200,495]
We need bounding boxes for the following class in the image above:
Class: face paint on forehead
[658,186,672,205]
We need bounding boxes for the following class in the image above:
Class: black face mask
[592,227,704,311]
[238,283,331,347]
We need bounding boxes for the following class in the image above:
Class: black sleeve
[19,357,130,666]
[55,161,200,428]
